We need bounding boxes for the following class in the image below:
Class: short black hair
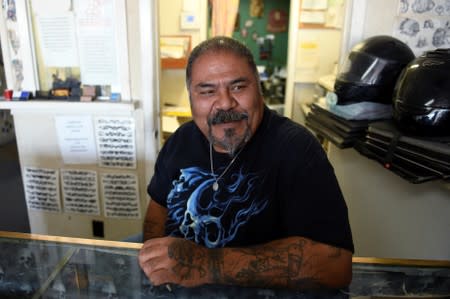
[185,36,260,91]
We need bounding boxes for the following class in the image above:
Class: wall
[338,0,417,61]
[12,108,147,240]
[362,0,399,38]
[329,146,450,260]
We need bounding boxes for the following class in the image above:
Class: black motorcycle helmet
[393,48,450,136]
[334,35,415,105]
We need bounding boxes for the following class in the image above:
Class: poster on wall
[100,173,140,219]
[95,117,137,169]
[23,167,61,213]
[394,0,450,56]
[74,0,118,86]
[55,115,98,165]
[34,13,79,67]
[61,169,100,215]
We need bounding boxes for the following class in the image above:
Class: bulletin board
[230,0,290,67]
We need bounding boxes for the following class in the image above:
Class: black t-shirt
[148,106,354,252]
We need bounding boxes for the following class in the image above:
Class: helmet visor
[338,51,403,85]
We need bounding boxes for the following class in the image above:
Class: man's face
[189,51,264,154]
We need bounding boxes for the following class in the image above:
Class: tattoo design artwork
[224,239,325,288]
[165,237,344,289]
[167,240,208,281]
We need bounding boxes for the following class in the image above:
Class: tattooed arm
[142,199,167,241]
[138,235,352,289]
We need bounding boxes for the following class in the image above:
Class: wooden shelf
[160,35,191,69]
[161,57,188,69]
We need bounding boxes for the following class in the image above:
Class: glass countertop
[0,231,449,298]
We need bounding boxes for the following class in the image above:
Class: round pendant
[212,181,219,191]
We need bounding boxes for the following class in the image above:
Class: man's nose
[215,88,237,110]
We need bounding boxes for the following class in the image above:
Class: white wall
[362,1,399,38]
[329,146,450,260]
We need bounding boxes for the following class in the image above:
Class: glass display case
[0,231,449,298]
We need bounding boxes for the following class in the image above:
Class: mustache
[208,110,249,125]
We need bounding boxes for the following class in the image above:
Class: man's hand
[138,236,211,287]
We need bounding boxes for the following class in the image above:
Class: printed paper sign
[95,117,137,169]
[61,169,100,215]
[55,115,97,165]
[101,173,140,219]
[23,167,61,213]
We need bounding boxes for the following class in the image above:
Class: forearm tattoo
[215,239,330,289]
[167,238,343,289]
[167,239,208,281]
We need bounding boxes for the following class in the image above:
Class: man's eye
[231,84,246,92]
[199,89,215,96]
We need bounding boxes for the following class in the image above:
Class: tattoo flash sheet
[61,169,100,215]
[100,173,141,219]
[394,0,450,56]
[23,167,61,213]
[94,116,137,169]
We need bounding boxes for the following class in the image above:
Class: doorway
[0,42,30,233]
[225,0,291,114]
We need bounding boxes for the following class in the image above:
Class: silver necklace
[209,142,244,192]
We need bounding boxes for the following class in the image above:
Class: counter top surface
[0,99,136,115]
[0,231,449,298]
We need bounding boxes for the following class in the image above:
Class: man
[138,36,353,290]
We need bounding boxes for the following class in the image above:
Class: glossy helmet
[393,48,450,136]
[334,35,415,105]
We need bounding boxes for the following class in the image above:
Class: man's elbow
[288,251,352,290]
[324,251,353,289]
[330,262,352,288]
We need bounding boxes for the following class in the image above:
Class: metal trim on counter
[0,231,142,249]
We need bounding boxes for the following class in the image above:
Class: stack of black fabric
[354,120,450,184]
[305,101,370,149]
